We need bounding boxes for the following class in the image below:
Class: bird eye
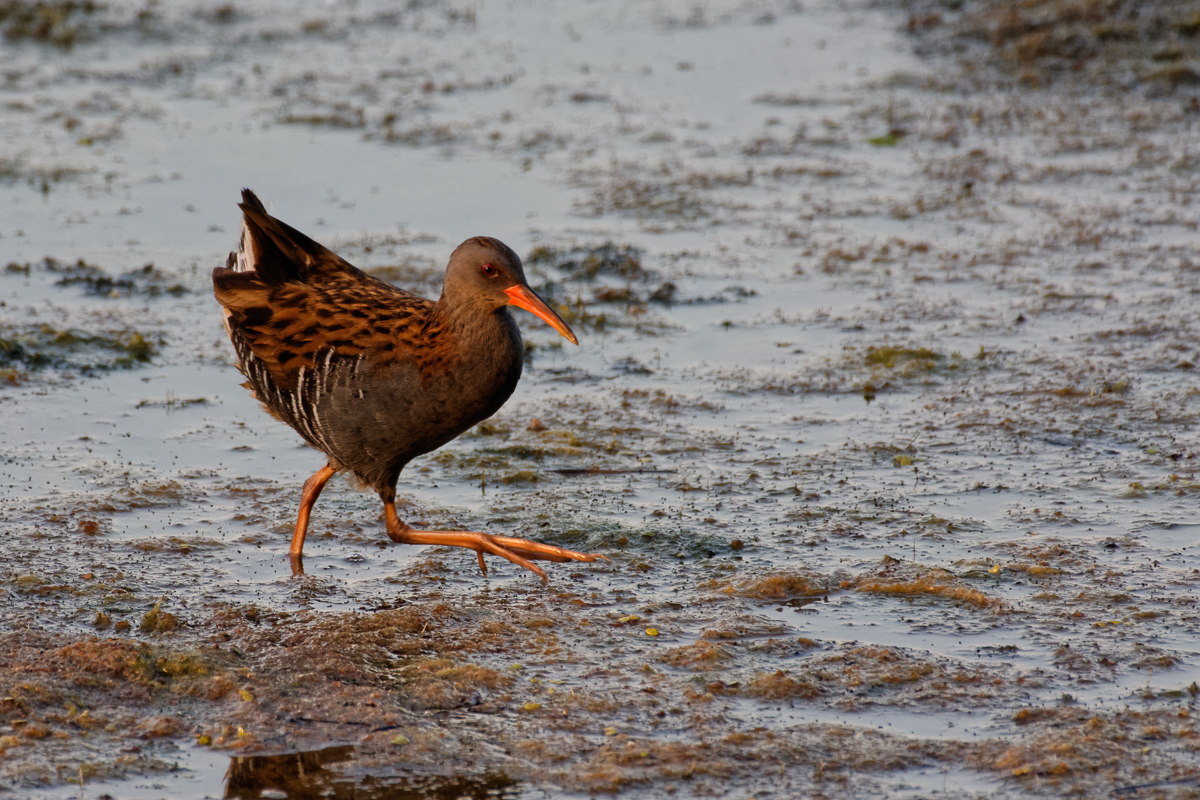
[481,263,498,277]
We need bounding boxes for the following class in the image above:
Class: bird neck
[431,295,523,366]
[425,297,523,420]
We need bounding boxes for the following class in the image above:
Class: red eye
[481,263,498,277]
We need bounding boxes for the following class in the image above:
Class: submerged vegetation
[905,0,1200,88]
[0,325,157,372]
[0,0,100,48]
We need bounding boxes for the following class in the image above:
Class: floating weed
[551,297,609,333]
[526,242,647,282]
[849,559,1002,610]
[280,109,366,129]
[51,261,189,297]
[747,669,823,700]
[867,132,904,147]
[592,285,639,304]
[498,469,541,485]
[0,158,87,188]
[0,0,101,48]
[520,246,674,334]
[932,0,1200,87]
[364,261,442,294]
[4,257,189,296]
[582,177,710,221]
[483,444,547,460]
[659,640,735,670]
[571,522,736,560]
[139,597,179,635]
[0,324,159,372]
[863,346,942,369]
[469,422,513,438]
[706,570,839,601]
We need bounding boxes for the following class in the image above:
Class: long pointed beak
[503,284,579,345]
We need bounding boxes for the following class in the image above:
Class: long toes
[475,537,547,579]
[490,536,607,563]
[505,548,605,563]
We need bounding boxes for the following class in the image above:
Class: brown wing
[217,273,445,470]
[214,268,436,383]
[213,189,442,384]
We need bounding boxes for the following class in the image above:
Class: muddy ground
[1,0,1199,798]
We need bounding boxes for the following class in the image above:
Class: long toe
[382,508,603,577]
[488,535,608,563]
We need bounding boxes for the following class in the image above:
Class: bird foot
[289,464,338,559]
[384,503,606,580]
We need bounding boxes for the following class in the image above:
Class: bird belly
[311,354,519,492]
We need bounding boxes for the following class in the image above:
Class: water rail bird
[213,189,604,578]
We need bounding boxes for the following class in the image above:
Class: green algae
[863,346,942,368]
[0,324,158,371]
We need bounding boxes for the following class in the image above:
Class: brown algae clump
[720,570,837,600]
[659,640,735,670]
[848,558,1001,609]
[747,669,823,700]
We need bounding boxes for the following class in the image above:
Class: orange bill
[503,284,579,345]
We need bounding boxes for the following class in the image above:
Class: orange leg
[383,501,606,580]
[289,464,338,559]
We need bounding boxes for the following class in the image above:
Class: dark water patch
[45,259,191,298]
[906,0,1200,89]
[527,241,648,282]
[560,521,742,562]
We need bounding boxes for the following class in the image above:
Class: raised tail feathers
[226,188,265,274]
[223,188,349,285]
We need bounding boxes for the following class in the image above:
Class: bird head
[445,237,578,345]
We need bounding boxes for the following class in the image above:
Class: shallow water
[3,0,1200,798]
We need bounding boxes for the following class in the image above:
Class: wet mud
[2,0,1200,798]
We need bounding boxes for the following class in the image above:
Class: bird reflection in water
[224,744,520,799]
